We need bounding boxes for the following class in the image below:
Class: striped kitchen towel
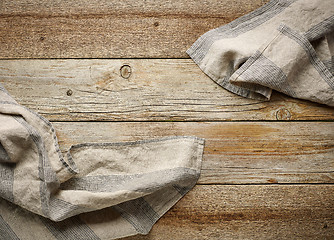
[0,82,204,239]
[188,0,334,106]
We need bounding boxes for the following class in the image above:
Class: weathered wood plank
[0,0,269,58]
[1,59,333,121]
[124,185,334,240]
[53,121,334,184]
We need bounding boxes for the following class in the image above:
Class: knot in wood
[120,65,132,79]
[276,108,291,120]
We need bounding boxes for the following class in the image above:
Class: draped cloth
[0,83,204,239]
[188,0,334,106]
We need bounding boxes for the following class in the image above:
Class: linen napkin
[0,82,204,240]
[187,0,334,106]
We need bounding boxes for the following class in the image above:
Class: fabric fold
[229,24,334,105]
[0,83,204,239]
[187,0,334,106]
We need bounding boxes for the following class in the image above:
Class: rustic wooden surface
[1,59,333,121]
[51,121,334,185]
[1,0,334,239]
[124,185,334,240]
[0,0,269,58]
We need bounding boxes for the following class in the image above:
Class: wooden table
[1,0,334,239]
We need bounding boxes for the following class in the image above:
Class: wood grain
[1,59,333,121]
[122,185,334,240]
[52,121,334,184]
[2,1,333,239]
[0,0,269,58]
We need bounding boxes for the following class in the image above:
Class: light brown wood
[123,185,334,240]
[53,121,334,184]
[1,1,333,239]
[1,59,333,121]
[0,0,269,58]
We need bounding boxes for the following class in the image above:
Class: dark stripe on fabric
[235,51,295,97]
[40,215,100,240]
[0,100,77,175]
[304,15,334,41]
[68,137,201,176]
[173,185,192,196]
[0,83,13,98]
[0,88,17,103]
[0,139,14,202]
[278,24,334,89]
[0,214,20,240]
[0,83,5,91]
[187,0,297,64]
[12,116,59,218]
[0,143,10,163]
[113,197,160,234]
[0,162,15,202]
[323,58,334,75]
[0,101,19,105]
[60,168,198,194]
[214,53,271,100]
[0,83,11,96]
[49,198,89,222]
[70,136,202,150]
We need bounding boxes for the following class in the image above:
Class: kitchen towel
[0,82,204,239]
[187,0,334,106]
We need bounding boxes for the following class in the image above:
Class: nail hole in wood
[66,89,73,96]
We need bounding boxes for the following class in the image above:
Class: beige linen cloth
[188,0,334,106]
[0,82,204,239]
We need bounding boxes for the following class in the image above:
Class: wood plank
[124,185,334,240]
[1,59,333,121]
[0,0,269,58]
[52,121,334,184]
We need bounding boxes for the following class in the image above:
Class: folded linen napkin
[187,0,334,106]
[0,82,204,239]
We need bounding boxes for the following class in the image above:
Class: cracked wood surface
[1,59,333,121]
